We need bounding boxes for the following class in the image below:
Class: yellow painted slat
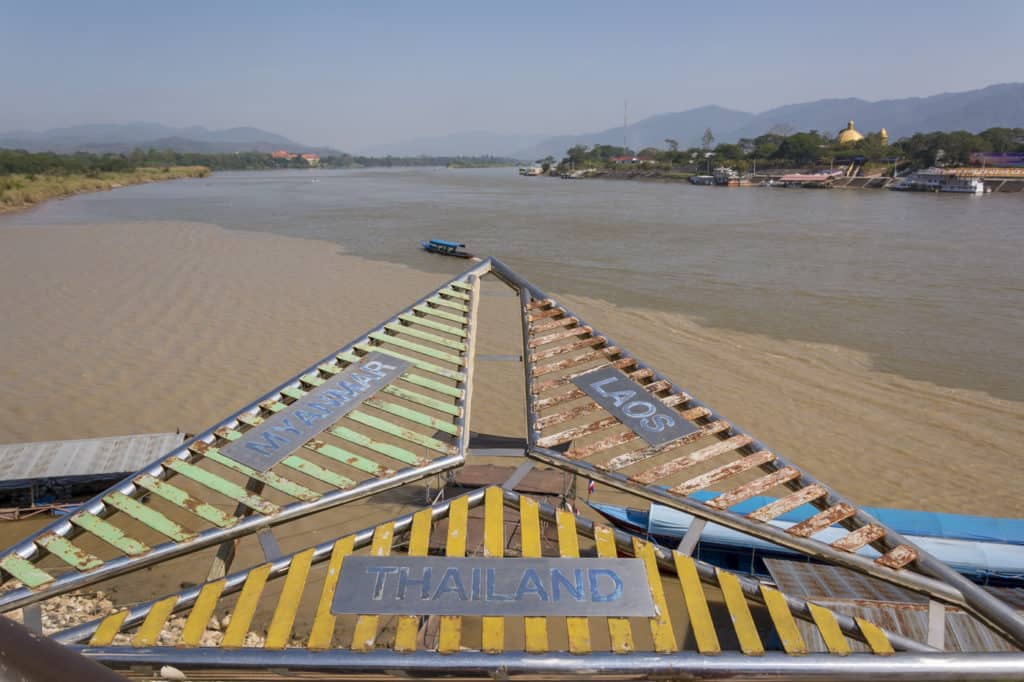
[633,538,676,653]
[308,536,355,649]
[89,610,129,646]
[265,548,316,649]
[132,595,179,647]
[222,563,272,648]
[594,525,633,654]
[856,617,895,655]
[759,585,807,655]
[481,487,505,654]
[520,495,548,654]
[351,523,394,652]
[394,508,433,653]
[672,552,720,654]
[808,602,851,655]
[181,579,226,647]
[715,568,764,655]
[556,510,592,654]
[438,496,469,654]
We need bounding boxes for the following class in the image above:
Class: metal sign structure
[2,257,1023,679]
[488,257,1024,651]
[0,261,490,612]
[47,487,993,681]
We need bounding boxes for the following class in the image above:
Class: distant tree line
[0,148,519,176]
[557,127,1024,173]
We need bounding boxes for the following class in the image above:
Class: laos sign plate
[332,557,656,617]
[219,352,410,472]
[572,366,698,447]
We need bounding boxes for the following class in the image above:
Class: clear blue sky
[3,0,1022,150]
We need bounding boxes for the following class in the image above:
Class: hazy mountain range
[2,83,1021,159]
[0,123,340,156]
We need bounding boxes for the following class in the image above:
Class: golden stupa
[837,120,865,144]
[880,127,889,145]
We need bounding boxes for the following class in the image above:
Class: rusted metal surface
[531,346,621,377]
[747,484,829,522]
[529,325,594,349]
[530,316,579,334]
[788,503,858,538]
[533,357,637,393]
[876,545,919,570]
[670,450,776,496]
[532,368,656,410]
[631,433,752,484]
[833,525,888,552]
[707,467,802,509]
[531,336,606,362]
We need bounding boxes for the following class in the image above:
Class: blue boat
[421,239,473,258]
[588,491,1024,587]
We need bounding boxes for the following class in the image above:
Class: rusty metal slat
[597,417,727,470]
[529,325,594,349]
[747,484,829,523]
[532,368,654,409]
[537,416,621,448]
[534,401,602,431]
[531,346,621,377]
[707,467,802,510]
[875,545,919,570]
[533,357,637,393]
[786,503,858,538]
[530,336,606,362]
[530,315,577,334]
[526,307,564,321]
[669,450,776,497]
[34,534,103,572]
[833,525,888,552]
[629,432,749,484]
[525,297,555,311]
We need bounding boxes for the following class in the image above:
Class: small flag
[588,479,596,495]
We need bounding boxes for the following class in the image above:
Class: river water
[4,167,1021,401]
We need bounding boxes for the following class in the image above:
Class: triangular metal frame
[0,260,491,612]
[484,258,1024,650]
[48,487,962,680]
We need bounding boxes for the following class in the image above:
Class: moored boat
[890,169,985,194]
[420,238,473,258]
[589,493,1024,587]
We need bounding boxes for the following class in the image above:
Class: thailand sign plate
[331,556,656,617]
[571,366,698,447]
[219,352,410,472]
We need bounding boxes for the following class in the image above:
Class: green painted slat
[328,426,426,467]
[364,398,459,435]
[398,312,467,338]
[281,456,356,489]
[385,322,466,351]
[439,287,471,301]
[305,440,392,477]
[449,280,473,291]
[381,384,460,416]
[134,474,238,528]
[36,533,104,571]
[103,492,196,542]
[348,409,455,454]
[336,351,464,398]
[0,554,54,588]
[427,295,469,313]
[201,449,320,502]
[354,344,466,382]
[164,460,280,515]
[280,386,306,401]
[413,304,466,324]
[368,332,464,365]
[70,512,150,556]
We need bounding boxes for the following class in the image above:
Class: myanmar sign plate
[219,352,410,472]
[572,366,698,447]
[332,556,656,617]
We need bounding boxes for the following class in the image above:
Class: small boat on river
[421,238,473,258]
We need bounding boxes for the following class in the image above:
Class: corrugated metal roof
[0,433,185,483]
[765,559,1024,653]
[764,558,1024,610]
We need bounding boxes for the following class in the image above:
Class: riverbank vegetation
[555,127,1024,175]
[0,166,209,212]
